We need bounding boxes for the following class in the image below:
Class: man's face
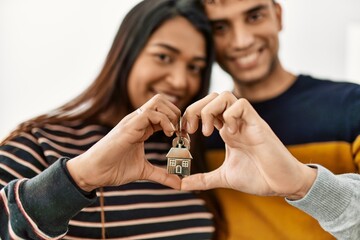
[205,0,282,84]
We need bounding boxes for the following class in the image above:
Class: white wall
[1,0,360,138]
[278,0,360,83]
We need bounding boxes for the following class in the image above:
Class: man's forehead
[203,0,273,5]
[203,0,273,13]
[203,0,275,21]
[204,0,252,3]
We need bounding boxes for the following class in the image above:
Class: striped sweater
[206,75,360,240]
[0,122,214,239]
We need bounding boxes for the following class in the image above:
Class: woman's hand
[67,94,182,192]
[182,92,317,199]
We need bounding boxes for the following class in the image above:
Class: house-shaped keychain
[166,137,192,177]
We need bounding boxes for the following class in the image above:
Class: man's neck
[233,64,296,103]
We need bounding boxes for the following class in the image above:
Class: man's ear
[274,2,283,31]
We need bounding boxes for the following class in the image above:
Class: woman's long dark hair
[1,1,226,238]
[2,0,214,143]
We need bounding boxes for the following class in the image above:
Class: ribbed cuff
[20,157,97,235]
[286,164,353,222]
[61,157,95,197]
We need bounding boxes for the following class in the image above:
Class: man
[197,0,360,239]
[181,92,360,240]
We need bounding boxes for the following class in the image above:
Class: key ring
[172,117,190,149]
[166,116,193,177]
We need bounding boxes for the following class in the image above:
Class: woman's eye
[189,64,203,75]
[156,54,171,63]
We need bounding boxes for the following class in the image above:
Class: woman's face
[128,16,207,110]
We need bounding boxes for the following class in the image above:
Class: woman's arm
[0,158,96,239]
[1,94,181,239]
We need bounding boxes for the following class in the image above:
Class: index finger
[200,91,238,136]
[182,92,219,134]
[223,98,265,134]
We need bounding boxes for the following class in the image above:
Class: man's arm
[182,92,360,239]
[287,164,360,239]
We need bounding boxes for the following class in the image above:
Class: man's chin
[232,72,266,85]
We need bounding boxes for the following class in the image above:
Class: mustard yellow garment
[205,75,360,240]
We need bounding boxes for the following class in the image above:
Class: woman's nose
[167,65,188,90]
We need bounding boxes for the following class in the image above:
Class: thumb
[144,164,182,190]
[181,169,222,191]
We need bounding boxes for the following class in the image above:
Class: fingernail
[186,121,192,132]
[170,122,176,131]
[202,124,208,134]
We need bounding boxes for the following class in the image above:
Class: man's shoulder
[299,74,360,89]
[297,74,360,100]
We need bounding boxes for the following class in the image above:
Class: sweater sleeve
[286,164,360,239]
[0,157,96,239]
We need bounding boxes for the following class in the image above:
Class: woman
[0,0,220,239]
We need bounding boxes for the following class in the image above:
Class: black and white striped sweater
[0,121,214,239]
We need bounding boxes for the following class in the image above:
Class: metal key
[166,118,192,177]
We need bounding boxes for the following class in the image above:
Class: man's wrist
[286,166,318,200]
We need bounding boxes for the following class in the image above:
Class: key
[166,118,192,177]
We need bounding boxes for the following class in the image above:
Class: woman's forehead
[146,16,206,57]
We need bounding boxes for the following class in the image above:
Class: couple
[1,0,359,239]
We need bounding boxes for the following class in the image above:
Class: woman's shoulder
[2,120,109,163]
[31,120,110,140]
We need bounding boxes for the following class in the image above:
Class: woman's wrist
[66,156,98,192]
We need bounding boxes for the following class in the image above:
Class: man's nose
[230,23,255,50]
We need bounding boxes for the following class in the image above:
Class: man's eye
[247,12,264,23]
[212,22,228,34]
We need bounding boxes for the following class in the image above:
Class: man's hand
[182,92,317,199]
